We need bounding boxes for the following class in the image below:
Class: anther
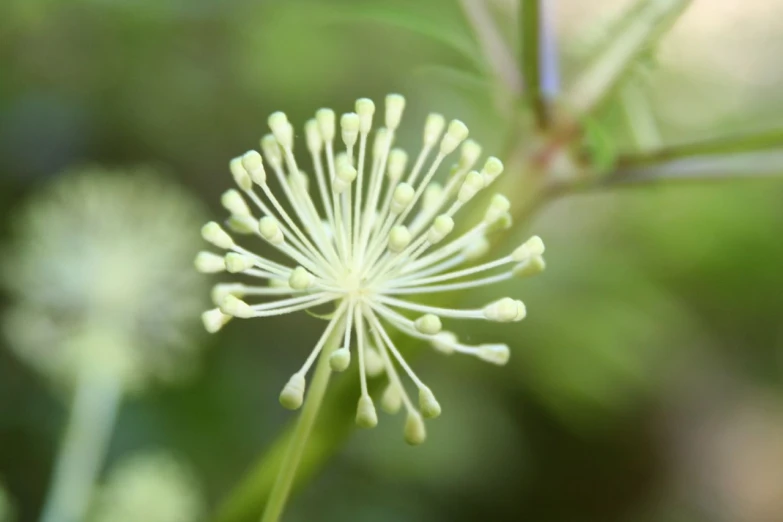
[201,222,234,249]
[241,150,267,185]
[388,225,412,253]
[414,314,442,335]
[194,251,226,273]
[268,112,293,150]
[258,216,284,245]
[279,373,306,410]
[224,253,255,273]
[201,308,232,334]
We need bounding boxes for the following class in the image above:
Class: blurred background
[1,0,783,521]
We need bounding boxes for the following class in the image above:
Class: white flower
[88,451,204,522]
[198,95,545,444]
[0,481,14,522]
[2,168,208,392]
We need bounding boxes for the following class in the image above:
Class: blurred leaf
[564,0,691,116]
[579,117,619,173]
[410,64,491,94]
[458,0,523,95]
[326,1,484,69]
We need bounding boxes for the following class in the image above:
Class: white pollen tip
[418,387,442,419]
[511,235,546,261]
[414,314,442,335]
[439,119,469,155]
[373,127,390,158]
[268,278,290,289]
[483,297,526,322]
[227,215,256,235]
[221,189,251,217]
[431,331,457,355]
[355,98,375,133]
[329,347,351,372]
[211,283,244,306]
[315,108,336,142]
[333,162,357,194]
[458,171,485,203]
[289,266,314,290]
[201,221,234,249]
[391,182,415,214]
[224,252,255,273]
[385,94,406,130]
[404,411,427,445]
[241,150,267,185]
[513,255,546,278]
[364,347,385,377]
[289,170,310,193]
[481,157,504,184]
[388,225,412,253]
[194,251,226,273]
[268,111,293,149]
[387,148,407,180]
[477,344,510,365]
[356,395,378,428]
[260,135,282,172]
[422,182,443,211]
[381,384,402,414]
[258,216,284,245]
[220,295,254,319]
[427,214,454,244]
[462,235,490,260]
[340,112,360,149]
[459,139,482,170]
[483,194,511,224]
[423,113,446,146]
[201,308,232,334]
[279,373,306,410]
[304,119,323,153]
[229,157,253,190]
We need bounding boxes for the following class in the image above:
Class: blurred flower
[88,451,204,522]
[197,95,545,444]
[1,167,208,393]
[0,481,14,522]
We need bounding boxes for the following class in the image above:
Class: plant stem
[39,370,122,522]
[260,328,342,522]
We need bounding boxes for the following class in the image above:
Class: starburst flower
[2,167,207,392]
[89,451,204,522]
[197,95,545,444]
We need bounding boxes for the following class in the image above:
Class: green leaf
[324,1,483,68]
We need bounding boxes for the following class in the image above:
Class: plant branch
[259,328,343,522]
[39,371,122,522]
[459,0,523,95]
[520,0,559,128]
[603,149,783,186]
[564,0,690,117]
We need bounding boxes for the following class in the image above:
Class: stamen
[194,251,226,273]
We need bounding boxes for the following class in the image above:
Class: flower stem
[260,328,342,522]
[39,370,122,522]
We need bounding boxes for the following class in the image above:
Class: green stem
[260,328,342,522]
[39,370,122,522]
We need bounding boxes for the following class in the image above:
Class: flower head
[0,481,14,522]
[2,168,208,392]
[89,451,204,522]
[198,95,545,444]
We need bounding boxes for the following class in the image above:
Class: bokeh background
[2,0,783,521]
